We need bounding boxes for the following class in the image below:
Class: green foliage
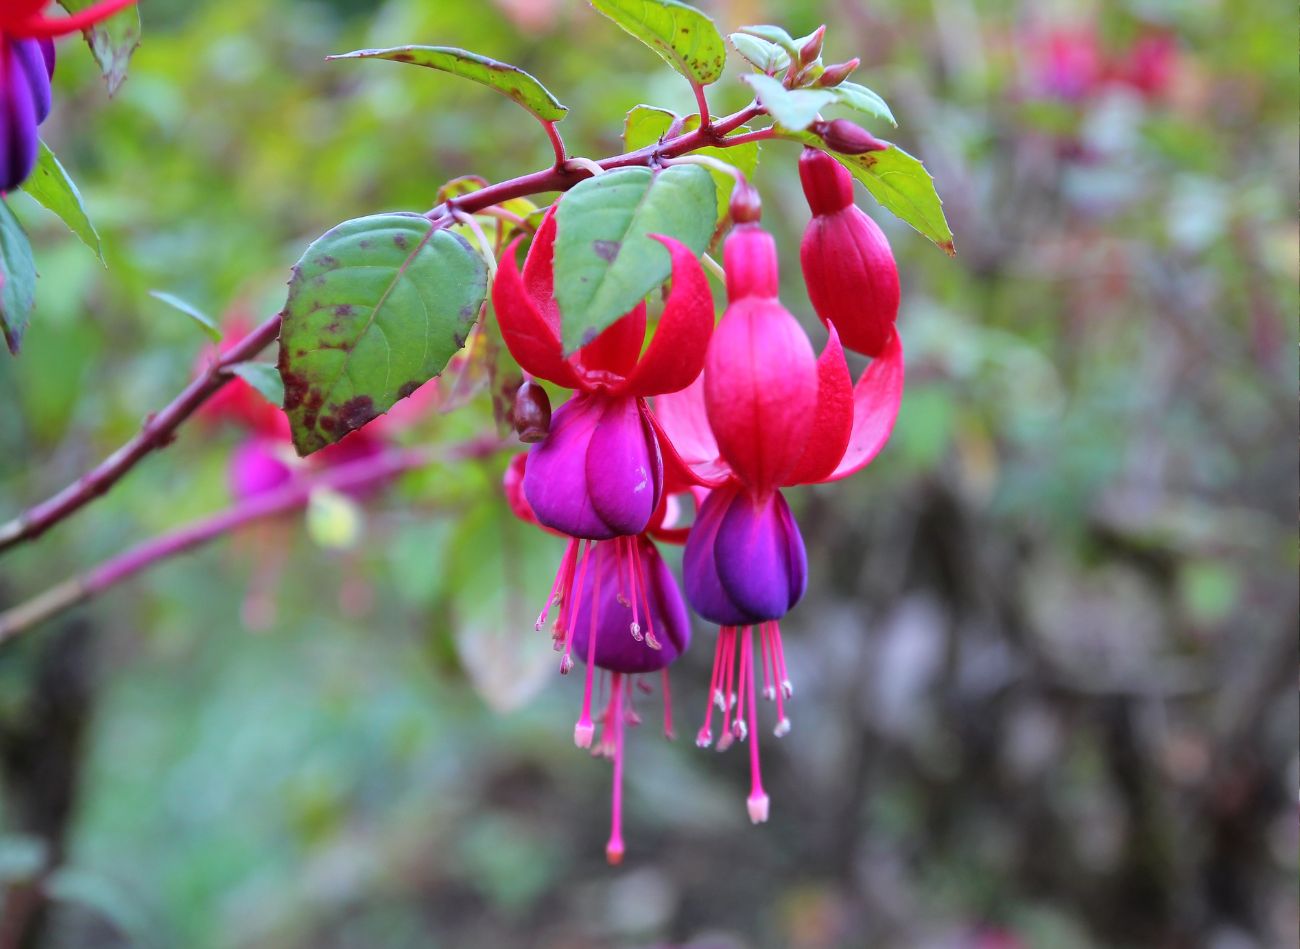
[0,200,36,355]
[227,362,284,406]
[552,165,715,352]
[741,73,836,130]
[623,105,761,224]
[728,32,790,74]
[832,81,897,127]
[148,289,220,341]
[327,46,568,122]
[21,142,104,263]
[278,214,487,454]
[589,0,727,85]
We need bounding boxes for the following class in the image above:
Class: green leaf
[832,81,898,127]
[0,199,36,356]
[59,0,140,95]
[786,134,954,254]
[737,24,800,61]
[148,289,220,341]
[327,47,567,122]
[623,105,760,225]
[553,165,715,352]
[589,0,727,86]
[228,363,284,407]
[21,142,104,263]
[729,33,790,74]
[278,214,488,455]
[741,74,836,131]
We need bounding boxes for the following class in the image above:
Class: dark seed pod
[512,379,552,443]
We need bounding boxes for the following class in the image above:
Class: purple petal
[683,482,755,627]
[525,394,613,539]
[1,41,40,193]
[525,393,662,540]
[684,485,807,625]
[12,39,51,125]
[585,397,661,537]
[569,538,692,674]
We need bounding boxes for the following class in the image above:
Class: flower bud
[512,379,552,443]
[798,26,825,67]
[814,57,859,87]
[814,118,887,155]
[728,180,762,225]
[799,147,900,358]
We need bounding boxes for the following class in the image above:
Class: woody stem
[0,103,771,554]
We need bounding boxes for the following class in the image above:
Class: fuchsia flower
[0,0,137,192]
[799,147,900,359]
[507,455,691,864]
[492,203,713,741]
[656,182,905,823]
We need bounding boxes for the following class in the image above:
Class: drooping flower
[0,0,138,192]
[656,200,905,823]
[506,452,692,864]
[492,202,714,748]
[799,147,900,359]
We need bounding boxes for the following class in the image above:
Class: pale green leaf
[59,0,140,95]
[328,47,567,122]
[0,199,36,356]
[742,74,836,131]
[832,81,898,127]
[148,290,220,341]
[21,142,103,263]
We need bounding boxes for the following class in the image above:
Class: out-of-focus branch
[0,436,503,644]
[0,313,284,553]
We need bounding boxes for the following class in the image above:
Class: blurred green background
[0,0,1295,946]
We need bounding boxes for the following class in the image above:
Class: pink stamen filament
[733,624,750,742]
[625,537,642,640]
[606,673,626,865]
[630,538,659,650]
[560,540,593,674]
[759,622,776,700]
[661,669,674,739]
[537,538,578,630]
[697,633,725,747]
[744,626,770,823]
[717,627,738,751]
[574,545,603,748]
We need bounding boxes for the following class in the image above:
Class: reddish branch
[0,102,769,556]
[0,437,502,643]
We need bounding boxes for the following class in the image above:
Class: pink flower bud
[814,118,887,155]
[799,147,900,358]
[815,58,860,87]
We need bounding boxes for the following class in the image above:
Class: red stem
[0,102,772,555]
[0,437,502,643]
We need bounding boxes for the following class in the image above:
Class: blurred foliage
[0,0,1296,947]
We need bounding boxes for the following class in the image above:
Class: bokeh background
[0,0,1295,946]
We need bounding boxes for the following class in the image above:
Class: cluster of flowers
[499,148,905,864]
[0,0,138,192]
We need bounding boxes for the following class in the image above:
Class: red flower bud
[815,58,860,87]
[814,118,887,155]
[798,26,825,67]
[799,147,900,358]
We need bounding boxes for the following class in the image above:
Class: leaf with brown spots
[278,214,488,455]
[589,0,727,86]
[552,166,715,353]
[327,46,567,122]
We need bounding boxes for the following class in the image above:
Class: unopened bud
[511,379,551,443]
[798,26,826,67]
[815,57,860,87]
[815,118,887,155]
[729,180,763,224]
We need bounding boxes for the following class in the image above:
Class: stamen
[760,623,776,701]
[573,544,603,748]
[743,626,770,824]
[696,633,725,747]
[606,673,626,866]
[732,625,750,741]
[717,627,738,752]
[631,539,659,649]
[661,669,675,739]
[560,540,593,674]
[537,538,578,630]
